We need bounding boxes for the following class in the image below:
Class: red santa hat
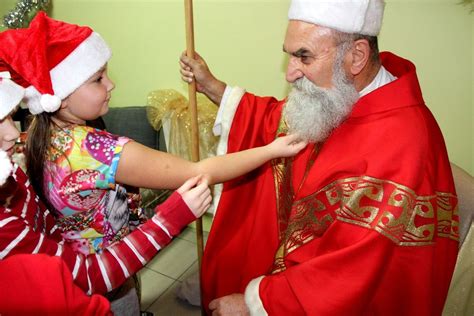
[0,12,111,115]
[288,0,385,36]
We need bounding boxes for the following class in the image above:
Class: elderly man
[180,0,458,315]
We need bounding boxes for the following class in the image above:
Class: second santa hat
[0,12,111,115]
[288,0,385,36]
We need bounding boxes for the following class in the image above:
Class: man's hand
[179,51,226,105]
[209,293,250,316]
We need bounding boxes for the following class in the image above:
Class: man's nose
[286,57,303,83]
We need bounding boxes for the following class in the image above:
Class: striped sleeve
[0,191,195,294]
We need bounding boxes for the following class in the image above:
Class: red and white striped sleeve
[0,191,195,295]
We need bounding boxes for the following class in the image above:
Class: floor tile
[147,280,202,316]
[187,213,213,232]
[146,237,198,279]
[177,227,198,243]
[178,260,199,282]
[178,227,209,244]
[138,267,175,310]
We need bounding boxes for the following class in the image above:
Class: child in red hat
[0,62,112,314]
[0,57,211,302]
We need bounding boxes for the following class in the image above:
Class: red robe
[202,52,459,315]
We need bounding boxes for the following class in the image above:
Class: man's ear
[349,39,370,76]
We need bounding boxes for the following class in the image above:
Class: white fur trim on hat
[0,150,13,186]
[40,94,61,113]
[288,0,385,36]
[0,72,25,120]
[24,32,112,114]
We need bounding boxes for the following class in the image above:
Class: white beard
[283,53,359,143]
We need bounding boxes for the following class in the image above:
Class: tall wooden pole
[184,0,205,313]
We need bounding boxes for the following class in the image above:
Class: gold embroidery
[271,119,293,273]
[376,187,435,246]
[437,192,459,241]
[272,129,323,272]
[271,169,459,273]
[336,177,384,228]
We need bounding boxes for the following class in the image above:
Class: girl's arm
[116,134,306,189]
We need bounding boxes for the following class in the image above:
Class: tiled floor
[138,214,212,315]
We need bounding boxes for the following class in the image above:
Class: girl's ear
[60,98,69,109]
[348,39,370,76]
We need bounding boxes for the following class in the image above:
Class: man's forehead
[286,20,332,36]
[284,22,333,53]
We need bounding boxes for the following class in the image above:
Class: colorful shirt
[202,52,459,315]
[0,165,195,295]
[44,125,145,254]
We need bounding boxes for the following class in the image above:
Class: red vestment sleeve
[227,92,284,150]
[202,93,287,311]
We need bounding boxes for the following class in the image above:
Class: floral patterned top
[44,125,146,255]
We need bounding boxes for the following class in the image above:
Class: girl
[6,13,306,257]
[0,60,212,295]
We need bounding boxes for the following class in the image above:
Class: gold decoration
[146,89,218,161]
[460,0,473,13]
[271,171,459,273]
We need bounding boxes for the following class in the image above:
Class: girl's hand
[267,134,307,159]
[177,175,212,218]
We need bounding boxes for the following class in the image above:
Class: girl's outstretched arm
[116,134,306,189]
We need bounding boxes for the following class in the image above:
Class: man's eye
[300,56,311,64]
[96,76,103,82]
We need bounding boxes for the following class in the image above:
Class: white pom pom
[40,94,61,113]
[0,150,13,186]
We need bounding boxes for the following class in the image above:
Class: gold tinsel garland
[461,0,473,12]
[140,89,218,212]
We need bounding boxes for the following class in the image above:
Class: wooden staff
[184,0,205,311]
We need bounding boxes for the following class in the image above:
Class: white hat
[288,0,385,36]
[0,70,24,121]
[0,12,111,115]
[0,62,23,185]
[0,150,13,186]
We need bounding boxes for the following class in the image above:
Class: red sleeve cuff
[154,191,196,236]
